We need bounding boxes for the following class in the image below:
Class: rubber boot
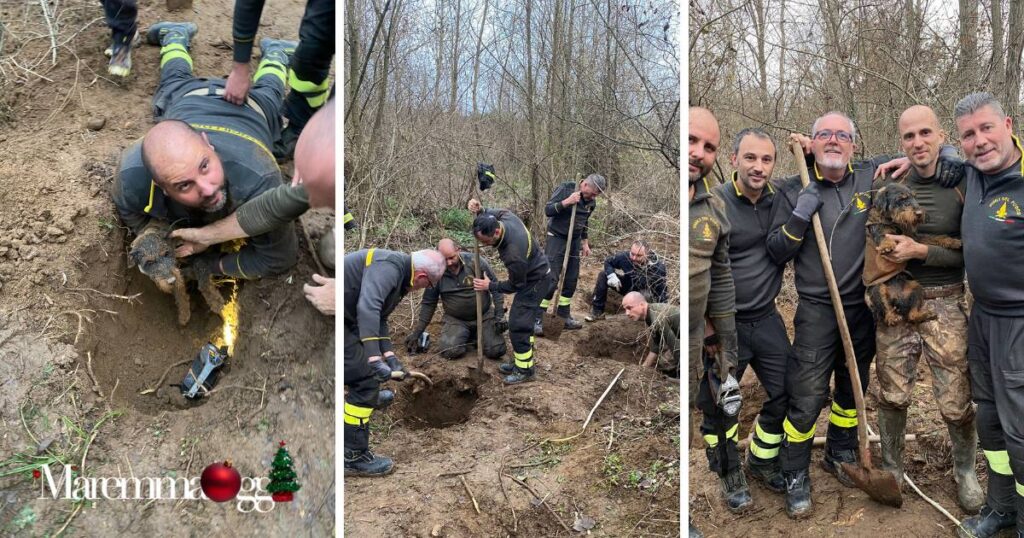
[503,367,535,385]
[948,421,985,514]
[344,448,394,477]
[877,406,907,485]
[145,22,198,48]
[956,505,1016,538]
[720,467,753,513]
[784,468,812,519]
[259,37,297,66]
[745,451,785,493]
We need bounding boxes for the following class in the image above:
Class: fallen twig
[503,473,571,532]
[85,351,104,398]
[459,475,481,515]
[52,503,83,538]
[108,378,119,406]
[66,287,142,304]
[549,367,625,443]
[498,455,517,532]
[140,359,191,395]
[437,470,473,478]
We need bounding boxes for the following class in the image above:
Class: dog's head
[873,183,923,232]
[129,232,178,294]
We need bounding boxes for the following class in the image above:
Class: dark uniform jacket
[416,252,505,326]
[343,248,413,357]
[545,181,597,239]
[603,251,669,303]
[648,302,680,356]
[689,176,735,322]
[482,208,549,293]
[236,184,310,237]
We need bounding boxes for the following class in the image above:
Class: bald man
[113,22,300,288]
[622,292,679,375]
[870,105,981,512]
[406,239,507,360]
[688,107,745,515]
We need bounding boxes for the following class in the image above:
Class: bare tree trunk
[959,0,978,83]
[525,0,542,234]
[752,0,769,112]
[471,0,488,116]
[368,0,400,168]
[1006,0,1024,116]
[433,2,445,106]
[450,0,461,113]
[346,0,363,193]
[993,0,1005,95]
[778,0,785,118]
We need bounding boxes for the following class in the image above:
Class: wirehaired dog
[863,182,962,326]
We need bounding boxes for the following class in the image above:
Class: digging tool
[541,199,577,340]
[392,369,433,387]
[790,140,902,507]
[469,163,496,375]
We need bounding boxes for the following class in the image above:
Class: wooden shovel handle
[549,199,578,315]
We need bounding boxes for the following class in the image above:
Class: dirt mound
[575,314,647,364]
[401,376,481,430]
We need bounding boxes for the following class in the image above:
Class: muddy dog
[863,182,962,326]
[128,221,225,326]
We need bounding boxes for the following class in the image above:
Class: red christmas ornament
[32,469,41,479]
[201,460,242,502]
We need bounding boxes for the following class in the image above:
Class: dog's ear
[874,185,892,215]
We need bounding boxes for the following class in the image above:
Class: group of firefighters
[690,95,1024,538]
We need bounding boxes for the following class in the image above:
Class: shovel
[468,163,495,376]
[541,200,577,340]
[790,140,902,508]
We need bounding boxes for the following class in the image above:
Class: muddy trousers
[968,306,1024,528]
[438,311,507,359]
[343,323,380,453]
[511,278,546,369]
[100,0,137,46]
[284,0,335,132]
[697,308,791,474]
[541,233,581,318]
[780,300,875,473]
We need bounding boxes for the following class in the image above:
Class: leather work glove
[385,354,407,381]
[368,358,392,383]
[936,148,966,188]
[404,331,424,354]
[606,272,622,290]
[495,315,509,334]
[792,182,823,221]
[710,316,739,380]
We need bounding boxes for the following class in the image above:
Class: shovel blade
[541,313,564,340]
[841,462,903,508]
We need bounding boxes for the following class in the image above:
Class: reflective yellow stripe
[704,434,719,448]
[783,418,815,443]
[343,212,354,224]
[365,248,375,267]
[254,60,287,85]
[781,224,802,242]
[732,172,742,196]
[189,123,274,162]
[525,228,533,259]
[750,442,780,460]
[514,348,533,360]
[829,402,858,428]
[343,402,373,426]
[558,296,572,306]
[1013,135,1024,176]
[1017,481,1024,497]
[143,181,157,213]
[160,43,192,68]
[234,253,248,279]
[540,299,551,309]
[529,335,535,344]
[985,450,1013,475]
[755,422,784,445]
[514,359,534,369]
[287,71,330,107]
[703,424,740,448]
[361,336,390,342]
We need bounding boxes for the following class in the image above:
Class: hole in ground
[402,377,480,430]
[575,316,647,364]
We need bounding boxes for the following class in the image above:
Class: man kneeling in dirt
[622,292,679,378]
[344,248,446,476]
[112,22,299,296]
[405,238,508,360]
[584,239,668,321]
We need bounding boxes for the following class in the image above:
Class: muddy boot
[533,315,544,337]
[344,448,394,477]
[956,505,1016,538]
[784,468,812,519]
[563,316,583,330]
[108,40,133,77]
[948,421,985,513]
[720,468,753,513]
[503,367,535,385]
[877,407,907,485]
[145,22,198,48]
[584,307,605,322]
[375,389,394,410]
[259,37,297,66]
[821,446,858,488]
[745,452,785,493]
[498,361,515,375]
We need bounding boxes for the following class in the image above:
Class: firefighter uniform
[112,25,296,279]
[342,249,413,464]
[411,252,507,359]
[590,250,669,315]
[540,181,596,320]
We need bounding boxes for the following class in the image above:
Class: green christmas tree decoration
[268,440,301,502]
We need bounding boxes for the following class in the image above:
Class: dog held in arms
[128,221,225,326]
[863,182,962,326]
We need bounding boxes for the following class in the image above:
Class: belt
[183,87,268,123]
[922,282,965,299]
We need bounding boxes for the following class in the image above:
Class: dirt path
[0,0,336,535]
[344,231,682,537]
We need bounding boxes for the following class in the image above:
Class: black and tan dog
[863,182,962,326]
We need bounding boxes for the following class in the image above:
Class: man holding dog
[870,105,983,515]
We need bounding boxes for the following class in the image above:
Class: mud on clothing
[542,181,597,316]
[111,52,296,280]
[646,302,680,376]
[236,184,310,237]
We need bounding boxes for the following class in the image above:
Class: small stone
[86,117,106,131]
[46,226,64,237]
[134,358,142,366]
[430,524,444,537]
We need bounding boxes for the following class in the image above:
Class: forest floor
[0,0,335,535]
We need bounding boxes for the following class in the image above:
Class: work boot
[503,367,535,385]
[948,421,985,513]
[145,22,199,48]
[498,362,515,375]
[259,37,297,66]
[745,452,785,493]
[688,522,703,538]
[821,446,858,488]
[108,42,132,77]
[105,30,140,57]
[783,468,812,519]
[375,389,394,410]
[533,318,545,336]
[877,407,907,485]
[344,448,394,477]
[563,316,583,330]
[720,468,753,513]
[584,307,605,322]
[956,505,1016,538]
